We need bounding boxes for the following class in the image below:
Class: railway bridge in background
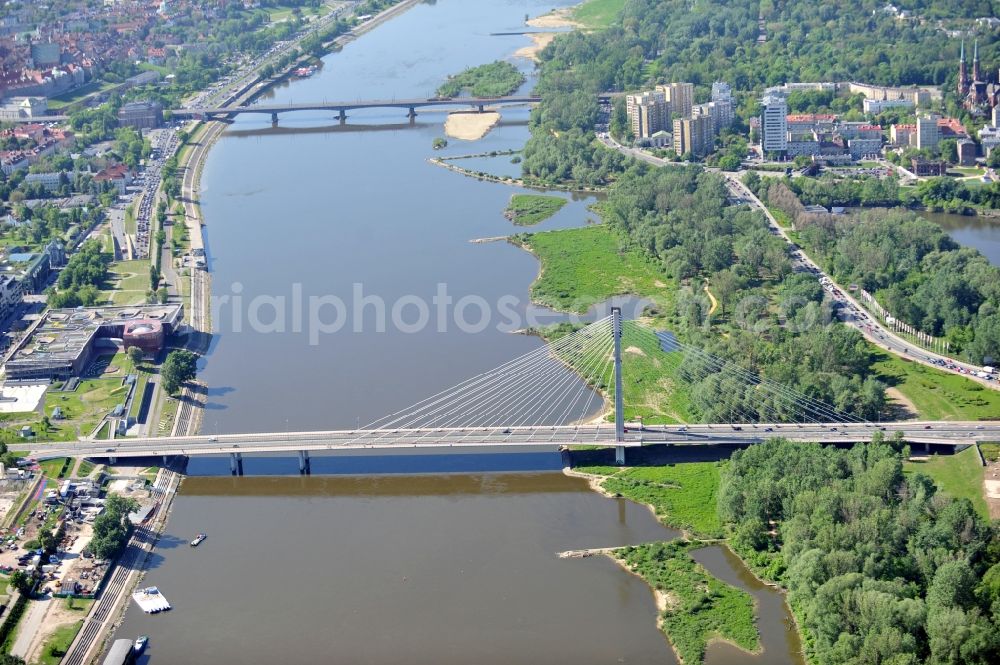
[10,309,998,473]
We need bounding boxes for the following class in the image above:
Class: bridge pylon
[613,307,625,465]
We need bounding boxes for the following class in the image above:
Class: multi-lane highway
[8,421,999,460]
[724,176,999,388]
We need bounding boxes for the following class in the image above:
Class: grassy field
[573,0,627,29]
[38,620,84,665]
[42,376,130,439]
[102,259,153,305]
[981,442,1000,462]
[904,447,988,518]
[873,351,1000,420]
[504,194,567,226]
[580,463,723,537]
[38,457,69,479]
[517,225,670,313]
[766,206,793,229]
[615,541,758,664]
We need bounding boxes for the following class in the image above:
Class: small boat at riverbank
[190,533,206,547]
[134,635,148,654]
[133,586,171,613]
[293,66,317,78]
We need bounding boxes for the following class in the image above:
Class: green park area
[37,619,85,665]
[572,0,627,29]
[0,351,138,443]
[904,446,988,518]
[503,194,567,226]
[873,351,1000,421]
[102,259,154,306]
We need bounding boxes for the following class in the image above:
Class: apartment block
[626,89,669,138]
[673,115,713,157]
[657,82,694,120]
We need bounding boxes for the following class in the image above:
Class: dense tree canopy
[719,439,1000,665]
[162,350,198,395]
[89,494,139,561]
[763,189,1000,363]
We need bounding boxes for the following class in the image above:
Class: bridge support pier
[615,445,625,465]
[407,106,417,119]
[298,450,311,475]
[162,455,169,467]
[271,112,278,124]
[338,109,346,123]
[477,104,484,113]
[230,452,243,476]
[108,456,117,465]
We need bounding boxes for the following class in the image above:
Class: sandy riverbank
[444,111,501,140]
[514,32,557,61]
[527,7,581,29]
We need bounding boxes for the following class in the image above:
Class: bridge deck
[9,422,997,459]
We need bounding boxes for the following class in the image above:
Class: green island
[437,60,526,98]
[503,194,568,226]
[615,541,759,664]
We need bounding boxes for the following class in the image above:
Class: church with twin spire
[958,40,1000,115]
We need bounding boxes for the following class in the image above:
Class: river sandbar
[514,32,557,61]
[444,111,501,140]
[527,8,581,29]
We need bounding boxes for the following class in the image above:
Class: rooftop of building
[119,99,162,111]
[786,114,838,123]
[5,303,181,369]
[938,117,969,135]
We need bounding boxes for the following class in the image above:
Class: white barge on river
[132,586,171,613]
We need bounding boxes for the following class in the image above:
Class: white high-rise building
[709,82,734,130]
[711,82,732,102]
[761,94,787,153]
[916,113,940,149]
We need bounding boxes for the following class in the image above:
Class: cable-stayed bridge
[10,309,998,471]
